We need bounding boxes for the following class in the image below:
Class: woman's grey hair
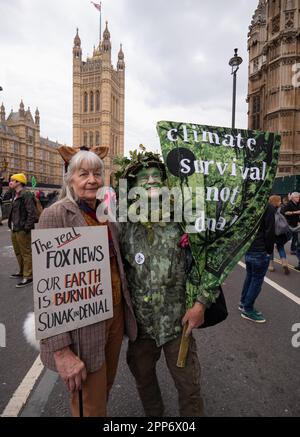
[59,150,104,203]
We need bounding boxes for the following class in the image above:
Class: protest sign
[31,226,113,340]
[157,120,280,302]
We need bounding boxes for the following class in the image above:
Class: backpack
[275,209,290,236]
[34,197,43,218]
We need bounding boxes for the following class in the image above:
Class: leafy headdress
[114,144,166,189]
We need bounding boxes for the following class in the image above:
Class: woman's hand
[54,347,87,393]
[182,302,206,336]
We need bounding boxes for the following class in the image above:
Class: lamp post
[0,87,8,180]
[229,48,243,129]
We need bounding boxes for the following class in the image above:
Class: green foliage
[113,144,165,185]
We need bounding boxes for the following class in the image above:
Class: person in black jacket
[8,173,37,288]
[239,204,275,323]
[281,192,300,254]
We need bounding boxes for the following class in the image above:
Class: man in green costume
[118,148,218,416]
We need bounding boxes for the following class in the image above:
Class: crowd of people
[2,147,300,416]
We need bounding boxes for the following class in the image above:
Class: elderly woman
[38,146,137,417]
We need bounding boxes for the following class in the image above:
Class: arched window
[113,135,116,155]
[90,132,94,147]
[112,96,115,118]
[84,93,88,112]
[96,91,100,111]
[83,132,88,146]
[96,131,100,146]
[90,92,94,112]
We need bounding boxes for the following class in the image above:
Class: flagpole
[99,2,102,42]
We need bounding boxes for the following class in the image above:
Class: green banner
[157,120,280,301]
[31,175,37,188]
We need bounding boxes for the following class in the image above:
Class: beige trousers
[71,303,124,417]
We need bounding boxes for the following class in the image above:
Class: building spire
[73,28,82,60]
[102,21,111,52]
[117,44,125,70]
[0,102,5,122]
[19,99,25,117]
[249,0,266,32]
[74,28,81,47]
[35,107,40,126]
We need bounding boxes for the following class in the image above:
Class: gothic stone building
[0,100,63,186]
[73,23,125,185]
[248,0,300,176]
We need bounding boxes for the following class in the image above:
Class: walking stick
[76,329,84,417]
[176,323,190,368]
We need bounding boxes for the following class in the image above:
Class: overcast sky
[0,0,259,154]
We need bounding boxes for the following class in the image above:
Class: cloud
[0,0,258,154]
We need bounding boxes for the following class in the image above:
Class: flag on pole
[91,1,101,12]
[31,175,37,188]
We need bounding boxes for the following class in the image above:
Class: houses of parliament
[0,1,300,188]
[0,22,124,187]
[248,0,300,176]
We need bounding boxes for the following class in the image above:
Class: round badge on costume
[135,253,145,265]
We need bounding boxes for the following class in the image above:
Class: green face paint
[134,166,164,201]
[135,167,163,190]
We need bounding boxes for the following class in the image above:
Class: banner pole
[99,3,102,42]
[176,323,190,368]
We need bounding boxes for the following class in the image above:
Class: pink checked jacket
[37,198,137,373]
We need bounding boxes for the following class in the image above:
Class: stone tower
[72,23,125,184]
[248,0,300,176]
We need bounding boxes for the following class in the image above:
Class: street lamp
[229,48,243,129]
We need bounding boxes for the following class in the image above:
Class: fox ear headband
[58,146,109,172]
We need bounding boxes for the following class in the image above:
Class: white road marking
[273,258,298,272]
[238,261,300,306]
[1,355,44,417]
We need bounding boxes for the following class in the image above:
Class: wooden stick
[176,323,190,368]
[76,329,84,417]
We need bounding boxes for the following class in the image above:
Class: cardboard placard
[31,226,113,340]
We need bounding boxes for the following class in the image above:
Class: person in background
[282,196,289,207]
[289,223,300,271]
[34,191,44,218]
[239,203,275,323]
[37,146,137,417]
[0,176,3,225]
[8,173,37,287]
[281,192,300,255]
[268,195,290,275]
[46,190,59,207]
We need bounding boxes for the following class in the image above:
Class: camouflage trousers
[127,335,204,417]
